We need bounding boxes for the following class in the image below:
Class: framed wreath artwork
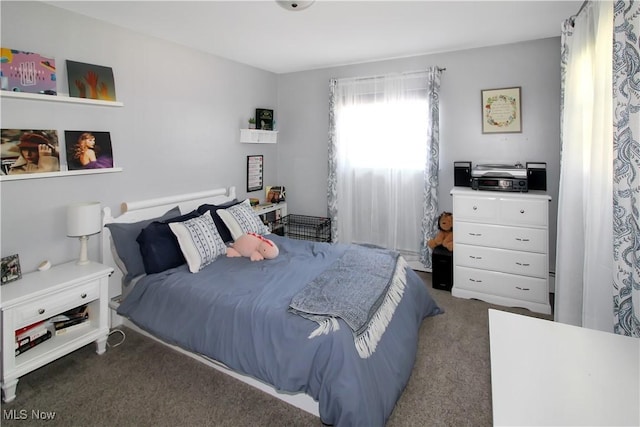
[481,87,522,134]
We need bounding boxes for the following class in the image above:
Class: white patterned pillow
[168,211,227,273]
[217,199,269,241]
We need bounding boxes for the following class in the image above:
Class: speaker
[432,246,453,292]
[454,161,472,187]
[527,162,547,191]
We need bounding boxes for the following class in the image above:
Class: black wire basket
[271,214,331,242]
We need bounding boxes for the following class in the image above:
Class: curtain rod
[569,0,589,26]
[333,67,446,83]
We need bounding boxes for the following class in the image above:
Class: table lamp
[67,202,102,265]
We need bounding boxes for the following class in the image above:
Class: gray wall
[1,2,278,273]
[277,38,561,271]
[1,2,561,278]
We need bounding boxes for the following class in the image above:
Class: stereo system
[454,161,547,192]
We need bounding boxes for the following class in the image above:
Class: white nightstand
[252,202,287,218]
[253,202,287,232]
[1,261,112,402]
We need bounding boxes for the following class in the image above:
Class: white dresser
[450,187,552,314]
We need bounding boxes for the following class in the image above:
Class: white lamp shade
[67,202,102,237]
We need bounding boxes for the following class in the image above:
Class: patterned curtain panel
[328,79,338,242]
[612,0,640,337]
[419,69,442,268]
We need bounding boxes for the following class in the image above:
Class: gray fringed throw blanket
[289,245,407,358]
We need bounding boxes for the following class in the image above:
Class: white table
[489,309,640,426]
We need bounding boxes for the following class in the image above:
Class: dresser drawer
[499,198,548,227]
[13,281,99,328]
[455,222,547,253]
[454,266,548,303]
[455,244,547,278]
[453,195,498,222]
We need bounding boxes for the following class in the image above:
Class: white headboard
[101,186,237,299]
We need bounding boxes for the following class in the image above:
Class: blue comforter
[118,235,442,426]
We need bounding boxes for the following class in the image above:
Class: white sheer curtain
[555,0,614,331]
[332,73,429,258]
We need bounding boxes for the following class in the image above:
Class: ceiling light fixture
[276,1,315,12]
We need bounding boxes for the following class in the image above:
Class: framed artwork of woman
[64,130,114,170]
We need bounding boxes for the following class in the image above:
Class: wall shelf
[0,91,124,107]
[240,129,278,144]
[0,168,123,182]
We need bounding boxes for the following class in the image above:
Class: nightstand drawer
[14,281,99,328]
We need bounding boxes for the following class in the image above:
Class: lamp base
[77,235,90,265]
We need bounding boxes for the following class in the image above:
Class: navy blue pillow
[197,199,240,242]
[106,206,180,285]
[137,210,200,274]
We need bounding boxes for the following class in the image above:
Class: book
[54,320,89,336]
[16,327,49,349]
[53,315,88,331]
[49,304,89,324]
[15,320,45,338]
[15,330,52,356]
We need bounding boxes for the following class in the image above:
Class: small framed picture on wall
[481,87,522,134]
[247,155,263,192]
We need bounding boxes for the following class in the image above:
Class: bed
[101,186,442,426]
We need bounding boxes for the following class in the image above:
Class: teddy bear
[226,232,279,261]
[427,211,453,252]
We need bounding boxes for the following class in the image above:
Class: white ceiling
[46,0,582,74]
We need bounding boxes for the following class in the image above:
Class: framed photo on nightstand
[1,254,21,285]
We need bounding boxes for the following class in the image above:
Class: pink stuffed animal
[226,232,279,261]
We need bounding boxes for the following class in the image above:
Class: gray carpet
[1,272,553,426]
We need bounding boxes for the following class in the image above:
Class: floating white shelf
[0,91,124,107]
[0,168,123,182]
[240,129,278,144]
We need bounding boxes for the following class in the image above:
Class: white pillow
[217,199,269,241]
[168,211,227,273]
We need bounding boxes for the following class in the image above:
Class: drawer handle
[81,293,87,299]
[515,237,530,242]
[38,308,45,315]
[515,262,531,267]
[516,286,530,291]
